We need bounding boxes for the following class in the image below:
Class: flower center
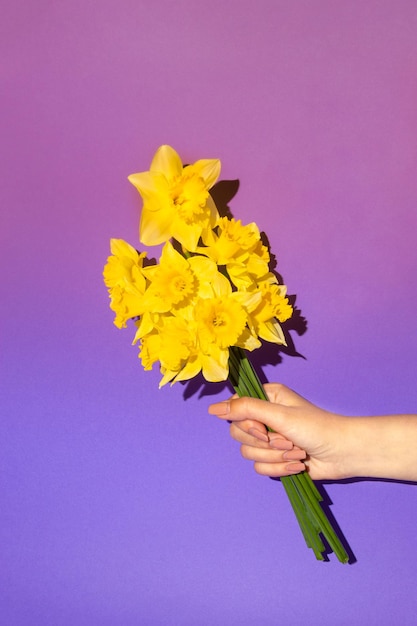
[170,174,208,224]
[173,276,188,292]
[212,313,227,327]
[196,297,247,349]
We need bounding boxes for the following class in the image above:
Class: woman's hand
[208,383,353,481]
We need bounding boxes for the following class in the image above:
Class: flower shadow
[209,179,240,219]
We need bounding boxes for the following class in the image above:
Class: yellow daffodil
[226,250,270,290]
[138,316,205,387]
[199,217,261,264]
[199,217,271,289]
[103,239,147,328]
[140,241,198,313]
[128,145,221,251]
[139,316,193,375]
[188,277,261,381]
[249,282,293,344]
[195,296,247,350]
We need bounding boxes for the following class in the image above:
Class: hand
[208,383,350,480]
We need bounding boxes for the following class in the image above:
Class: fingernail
[248,427,269,442]
[208,401,230,416]
[269,437,293,451]
[286,462,305,474]
[283,450,306,461]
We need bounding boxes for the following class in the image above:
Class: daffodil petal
[150,145,183,178]
[236,328,261,351]
[109,238,138,260]
[258,320,287,345]
[233,289,262,312]
[211,272,232,297]
[201,351,229,382]
[205,192,220,228]
[192,158,221,189]
[170,220,202,252]
[159,368,178,388]
[140,204,174,246]
[127,171,168,205]
[159,240,187,267]
[172,357,202,383]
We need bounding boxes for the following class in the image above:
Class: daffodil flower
[198,218,271,289]
[199,217,261,263]
[249,281,293,344]
[103,238,147,328]
[140,241,198,313]
[128,145,221,251]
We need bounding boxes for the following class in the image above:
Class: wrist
[337,414,417,481]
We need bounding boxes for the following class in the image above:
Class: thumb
[208,396,291,435]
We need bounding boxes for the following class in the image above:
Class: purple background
[2,1,417,624]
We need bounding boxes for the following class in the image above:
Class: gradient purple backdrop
[2,1,417,624]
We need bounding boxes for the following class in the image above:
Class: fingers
[229,419,269,442]
[230,422,307,477]
[230,419,269,443]
[230,422,293,450]
[241,444,306,464]
[253,460,306,477]
[240,442,306,476]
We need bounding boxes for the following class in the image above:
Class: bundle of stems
[228,346,349,563]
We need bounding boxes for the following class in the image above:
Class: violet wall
[2,1,417,624]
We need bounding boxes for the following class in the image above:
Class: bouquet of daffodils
[103,145,348,562]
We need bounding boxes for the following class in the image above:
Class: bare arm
[208,383,417,482]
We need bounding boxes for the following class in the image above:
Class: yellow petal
[189,256,218,283]
[236,328,261,351]
[201,350,229,382]
[205,193,219,229]
[257,320,287,345]
[128,171,166,204]
[171,356,202,384]
[170,219,202,253]
[132,312,157,342]
[150,145,183,178]
[109,238,138,260]
[159,368,179,388]
[192,158,221,189]
[233,289,262,312]
[139,204,174,246]
[212,272,233,297]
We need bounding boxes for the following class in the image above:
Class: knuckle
[254,461,285,478]
[253,462,269,476]
[236,396,253,416]
[240,444,251,460]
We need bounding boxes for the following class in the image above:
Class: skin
[208,383,417,482]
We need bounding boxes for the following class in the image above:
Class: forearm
[340,414,417,481]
